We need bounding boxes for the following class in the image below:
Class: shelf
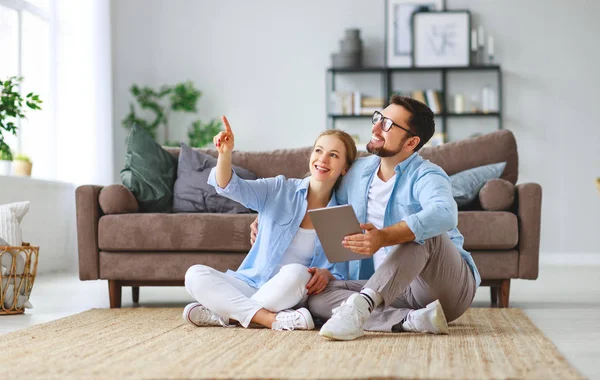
[327,65,500,74]
[327,64,503,135]
[388,65,500,72]
[328,114,372,119]
[446,112,500,117]
[329,112,500,119]
[327,67,386,73]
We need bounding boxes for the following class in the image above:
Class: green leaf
[0,141,13,161]
[170,81,201,113]
[0,75,42,144]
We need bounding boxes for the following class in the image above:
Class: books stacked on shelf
[395,90,444,115]
[330,92,385,116]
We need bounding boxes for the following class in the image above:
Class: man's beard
[366,136,408,157]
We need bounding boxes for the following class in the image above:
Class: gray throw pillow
[450,162,507,207]
[173,143,258,213]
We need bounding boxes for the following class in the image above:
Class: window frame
[0,0,53,155]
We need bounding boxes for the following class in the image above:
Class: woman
[183,116,357,331]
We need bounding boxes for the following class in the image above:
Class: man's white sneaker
[402,299,449,334]
[319,293,370,341]
[183,302,229,327]
[272,308,315,331]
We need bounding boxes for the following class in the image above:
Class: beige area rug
[1,308,583,380]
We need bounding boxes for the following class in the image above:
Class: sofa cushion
[173,143,258,213]
[458,211,518,250]
[421,129,518,184]
[164,146,314,179]
[479,179,515,211]
[98,211,517,253]
[120,124,177,213]
[164,130,519,185]
[98,213,257,252]
[450,162,506,207]
[99,184,140,214]
[99,251,247,280]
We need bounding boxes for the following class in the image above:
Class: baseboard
[540,252,600,266]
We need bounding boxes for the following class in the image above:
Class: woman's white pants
[184,263,312,328]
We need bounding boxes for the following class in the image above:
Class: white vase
[0,160,11,176]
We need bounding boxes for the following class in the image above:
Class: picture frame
[412,10,471,67]
[385,0,445,67]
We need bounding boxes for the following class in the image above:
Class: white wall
[111,0,600,254]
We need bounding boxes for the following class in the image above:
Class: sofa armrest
[76,185,104,280]
[99,184,139,214]
[516,183,542,279]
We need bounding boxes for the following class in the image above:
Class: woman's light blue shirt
[208,168,349,288]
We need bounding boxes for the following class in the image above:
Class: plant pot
[13,160,32,176]
[0,160,11,175]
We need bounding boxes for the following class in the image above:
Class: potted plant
[0,76,42,174]
[0,148,12,176]
[122,81,221,147]
[13,154,32,176]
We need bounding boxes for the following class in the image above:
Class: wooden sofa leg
[490,286,498,306]
[132,286,140,304]
[498,279,511,308]
[109,280,122,308]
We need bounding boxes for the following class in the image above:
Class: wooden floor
[1,263,599,379]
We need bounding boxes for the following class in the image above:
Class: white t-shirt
[367,167,396,271]
[277,227,316,271]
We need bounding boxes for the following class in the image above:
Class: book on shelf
[330,92,385,116]
[361,97,385,108]
[394,90,444,115]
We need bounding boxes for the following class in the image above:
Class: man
[252,95,480,341]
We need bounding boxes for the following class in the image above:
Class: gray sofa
[76,129,542,308]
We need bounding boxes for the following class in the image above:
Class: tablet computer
[308,204,366,263]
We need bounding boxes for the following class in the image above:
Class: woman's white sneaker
[272,308,315,331]
[183,302,229,327]
[402,299,449,334]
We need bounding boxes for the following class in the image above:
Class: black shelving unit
[326,65,502,142]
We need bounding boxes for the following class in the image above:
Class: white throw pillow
[0,201,30,246]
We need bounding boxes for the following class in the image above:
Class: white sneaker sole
[429,300,449,335]
[319,327,364,341]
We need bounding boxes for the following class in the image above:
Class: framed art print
[385,0,444,67]
[412,10,471,67]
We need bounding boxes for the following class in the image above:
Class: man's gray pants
[308,233,477,332]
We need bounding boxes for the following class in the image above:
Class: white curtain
[54,0,113,185]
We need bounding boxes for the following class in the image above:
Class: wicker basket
[0,243,39,315]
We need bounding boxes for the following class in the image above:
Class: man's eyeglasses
[372,111,416,136]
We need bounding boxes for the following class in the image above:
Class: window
[0,0,53,179]
[1,0,113,185]
[0,5,20,154]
